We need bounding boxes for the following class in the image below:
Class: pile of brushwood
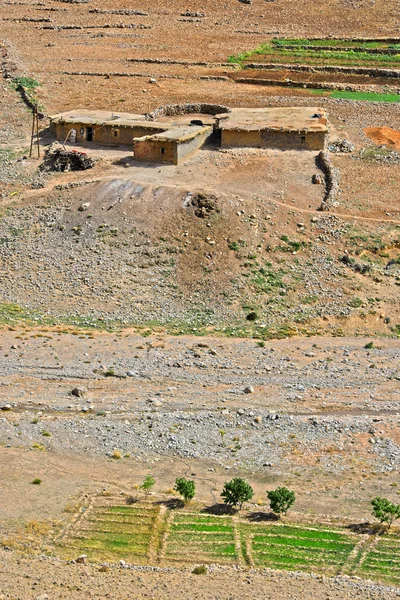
[40,143,96,172]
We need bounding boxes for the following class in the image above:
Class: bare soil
[364,126,400,150]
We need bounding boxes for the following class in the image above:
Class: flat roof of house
[50,109,149,128]
[216,107,328,133]
[149,125,213,143]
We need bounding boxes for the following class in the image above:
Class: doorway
[86,127,94,142]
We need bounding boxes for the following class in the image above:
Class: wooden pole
[29,105,36,158]
[36,106,40,158]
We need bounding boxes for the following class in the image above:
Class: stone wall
[316,151,340,211]
[146,103,230,121]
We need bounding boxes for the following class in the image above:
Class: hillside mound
[364,126,400,150]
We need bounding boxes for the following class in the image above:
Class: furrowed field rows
[354,535,400,584]
[59,504,160,562]
[242,523,357,574]
[164,513,237,563]
[229,38,400,68]
[57,500,400,584]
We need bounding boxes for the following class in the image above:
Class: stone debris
[328,139,355,153]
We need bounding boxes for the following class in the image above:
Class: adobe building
[133,124,213,165]
[216,107,328,151]
[49,109,169,146]
[49,105,328,165]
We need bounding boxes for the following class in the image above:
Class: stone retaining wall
[146,103,231,121]
[316,151,340,211]
[243,63,400,79]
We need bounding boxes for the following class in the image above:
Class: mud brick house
[216,107,328,150]
[49,105,329,164]
[133,124,213,165]
[49,109,168,146]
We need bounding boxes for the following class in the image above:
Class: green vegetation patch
[331,90,400,103]
[354,534,400,584]
[166,514,237,563]
[228,38,400,68]
[59,500,400,584]
[249,524,356,573]
[60,503,159,562]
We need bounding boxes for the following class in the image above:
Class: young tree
[371,497,400,530]
[267,487,296,516]
[221,478,254,510]
[140,474,155,495]
[174,477,196,503]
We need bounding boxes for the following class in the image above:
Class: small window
[80,128,84,135]
[160,148,165,155]
[113,129,119,137]
[301,135,306,143]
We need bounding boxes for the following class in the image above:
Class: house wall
[134,126,213,165]
[133,138,177,164]
[221,128,326,150]
[176,127,213,164]
[50,122,166,146]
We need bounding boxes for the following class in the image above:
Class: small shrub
[371,496,400,530]
[246,311,258,321]
[192,565,207,575]
[111,449,122,459]
[31,478,42,485]
[41,431,51,437]
[174,477,196,503]
[104,368,116,377]
[31,443,45,451]
[140,474,155,494]
[267,486,296,516]
[221,478,254,510]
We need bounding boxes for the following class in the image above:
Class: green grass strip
[331,90,400,103]
[253,536,354,551]
[171,523,233,533]
[251,525,352,541]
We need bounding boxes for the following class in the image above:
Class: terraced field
[244,523,356,574]
[229,38,400,68]
[355,533,400,585]
[57,496,400,586]
[60,503,161,564]
[164,513,238,564]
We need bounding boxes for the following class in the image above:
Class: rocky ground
[3,553,400,600]
[1,332,400,525]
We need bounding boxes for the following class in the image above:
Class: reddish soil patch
[364,126,400,149]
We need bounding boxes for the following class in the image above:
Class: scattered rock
[75,554,87,564]
[71,387,86,397]
[328,139,355,153]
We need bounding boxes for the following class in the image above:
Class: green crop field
[245,524,356,574]
[57,498,400,586]
[165,513,237,563]
[59,504,160,563]
[228,38,400,68]
[354,534,400,585]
